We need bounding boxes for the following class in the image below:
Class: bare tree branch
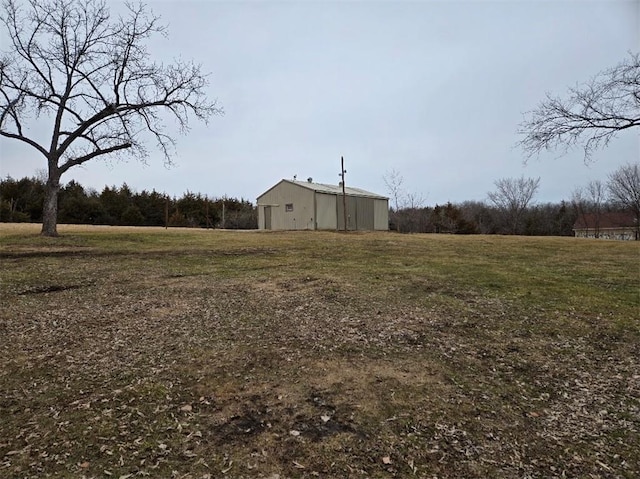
[518,53,640,163]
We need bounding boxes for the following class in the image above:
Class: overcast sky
[1,0,638,205]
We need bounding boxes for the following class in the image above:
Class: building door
[337,196,358,231]
[355,197,374,230]
[264,206,272,230]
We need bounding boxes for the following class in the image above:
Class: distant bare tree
[607,162,640,240]
[519,53,640,162]
[402,192,427,233]
[488,176,540,234]
[382,170,428,232]
[383,169,405,212]
[571,187,591,238]
[572,180,606,238]
[405,192,425,210]
[0,0,221,236]
[383,169,405,231]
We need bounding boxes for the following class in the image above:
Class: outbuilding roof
[573,212,637,230]
[258,179,388,200]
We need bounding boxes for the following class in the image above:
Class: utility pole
[164,195,169,229]
[340,156,347,232]
[205,197,212,228]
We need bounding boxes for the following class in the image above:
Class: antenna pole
[340,156,347,232]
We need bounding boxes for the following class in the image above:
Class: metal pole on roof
[340,156,347,232]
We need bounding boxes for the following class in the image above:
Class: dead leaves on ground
[1,253,638,478]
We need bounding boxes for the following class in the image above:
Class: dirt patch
[0,248,94,259]
[17,284,86,295]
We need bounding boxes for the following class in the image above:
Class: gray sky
[1,0,639,205]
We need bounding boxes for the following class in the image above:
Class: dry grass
[1,224,638,478]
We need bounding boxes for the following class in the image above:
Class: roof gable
[257,179,388,200]
[283,179,388,199]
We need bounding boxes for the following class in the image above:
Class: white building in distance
[257,179,389,231]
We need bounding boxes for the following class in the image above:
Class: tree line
[2,161,637,237]
[0,177,257,229]
[387,162,639,237]
[389,200,578,236]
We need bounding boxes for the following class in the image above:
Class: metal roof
[573,212,637,230]
[282,179,388,199]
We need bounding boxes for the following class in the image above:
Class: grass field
[1,224,638,478]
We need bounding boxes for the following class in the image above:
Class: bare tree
[572,180,606,238]
[571,186,590,238]
[383,168,405,212]
[405,192,425,210]
[607,162,640,240]
[383,168,406,231]
[487,176,540,234]
[0,0,221,236]
[382,169,428,232]
[518,53,640,162]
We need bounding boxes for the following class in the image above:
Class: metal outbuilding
[257,179,389,231]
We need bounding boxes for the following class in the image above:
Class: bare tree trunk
[41,169,60,237]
